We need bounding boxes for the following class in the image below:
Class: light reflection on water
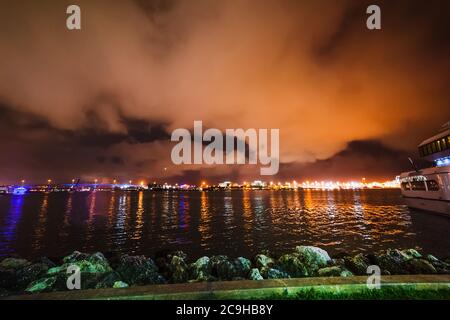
[0,189,449,259]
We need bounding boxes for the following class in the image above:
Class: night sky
[0,0,449,184]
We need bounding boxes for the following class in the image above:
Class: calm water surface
[0,189,449,259]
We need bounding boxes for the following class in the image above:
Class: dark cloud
[277,140,432,181]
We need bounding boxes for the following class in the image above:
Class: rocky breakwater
[1,246,449,296]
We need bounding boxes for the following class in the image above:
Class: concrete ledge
[4,275,450,300]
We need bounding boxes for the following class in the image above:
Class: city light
[435,156,450,167]
[0,178,401,194]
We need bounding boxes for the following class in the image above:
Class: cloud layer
[0,0,449,183]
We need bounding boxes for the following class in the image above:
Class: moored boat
[399,122,450,216]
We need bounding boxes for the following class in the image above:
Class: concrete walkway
[4,275,450,300]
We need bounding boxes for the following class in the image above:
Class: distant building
[218,181,232,188]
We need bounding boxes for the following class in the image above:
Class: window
[426,180,439,191]
[411,181,426,191]
[401,182,411,191]
[432,142,437,153]
[441,138,447,150]
[427,144,432,155]
[436,140,442,152]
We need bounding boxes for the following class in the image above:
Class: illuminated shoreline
[0,179,400,194]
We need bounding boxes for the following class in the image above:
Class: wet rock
[169,255,189,283]
[116,255,165,285]
[95,272,122,289]
[340,269,353,277]
[344,253,371,275]
[0,257,32,290]
[249,268,264,280]
[277,254,308,277]
[318,266,353,277]
[62,251,90,264]
[294,246,331,274]
[56,252,112,275]
[374,249,412,275]
[425,255,450,274]
[113,281,129,289]
[170,251,188,261]
[401,249,422,259]
[156,250,189,278]
[25,276,58,294]
[38,257,56,269]
[266,268,290,279]
[192,256,211,273]
[233,257,252,278]
[216,260,237,280]
[0,258,31,270]
[426,254,440,263]
[16,263,49,289]
[189,256,214,281]
[330,258,346,267]
[255,254,275,269]
[209,255,234,279]
[209,255,228,269]
[88,252,110,267]
[405,259,437,274]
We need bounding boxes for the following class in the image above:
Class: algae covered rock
[0,258,31,270]
[249,268,264,280]
[401,249,422,259]
[233,257,252,278]
[155,250,189,280]
[95,272,122,289]
[426,255,450,274]
[113,281,129,289]
[266,268,290,279]
[216,259,236,280]
[374,249,412,274]
[318,266,353,277]
[255,254,275,269]
[116,254,165,285]
[62,251,90,264]
[189,256,215,281]
[169,255,189,283]
[405,259,437,274]
[60,251,112,274]
[25,276,58,294]
[16,263,50,289]
[208,255,235,280]
[277,254,308,277]
[0,257,32,290]
[294,246,331,274]
[344,253,371,275]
